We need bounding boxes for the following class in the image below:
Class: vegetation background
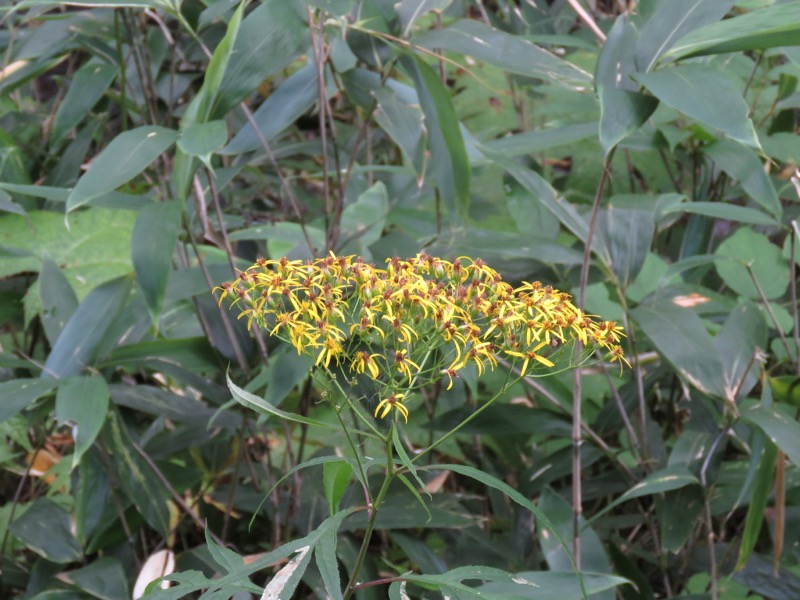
[1,0,800,598]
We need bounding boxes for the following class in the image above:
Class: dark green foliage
[1,0,799,598]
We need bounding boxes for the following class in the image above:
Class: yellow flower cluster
[215,253,628,422]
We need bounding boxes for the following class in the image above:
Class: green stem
[343,424,396,600]
[326,369,385,439]
[334,406,374,506]
[412,371,520,464]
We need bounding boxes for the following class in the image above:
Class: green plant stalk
[333,394,374,506]
[412,368,519,464]
[343,423,396,600]
[326,370,384,439]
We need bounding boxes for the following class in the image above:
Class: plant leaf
[634,0,734,72]
[8,498,83,564]
[67,126,177,212]
[631,298,726,398]
[743,403,800,469]
[0,378,59,424]
[43,275,133,378]
[227,371,342,432]
[703,139,781,218]
[39,256,79,345]
[662,201,779,227]
[596,17,659,155]
[665,2,800,61]
[177,121,228,168]
[412,19,592,89]
[224,64,319,155]
[51,62,118,145]
[55,375,110,470]
[213,1,309,118]
[401,54,470,220]
[715,227,788,300]
[323,459,353,516]
[315,528,343,600]
[131,201,181,328]
[737,439,777,570]
[634,65,760,148]
[426,463,587,599]
[585,466,699,527]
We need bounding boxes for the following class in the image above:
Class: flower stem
[343,423,396,600]
[412,372,520,464]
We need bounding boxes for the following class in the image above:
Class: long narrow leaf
[226,371,339,430]
[426,463,587,599]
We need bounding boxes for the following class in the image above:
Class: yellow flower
[382,315,418,343]
[351,351,381,379]
[214,253,629,395]
[374,393,409,423]
[441,368,459,390]
[316,337,343,368]
[448,341,496,376]
[505,342,555,376]
[394,350,421,380]
[288,321,318,354]
[609,345,631,371]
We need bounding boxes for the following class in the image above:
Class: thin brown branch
[566,0,607,42]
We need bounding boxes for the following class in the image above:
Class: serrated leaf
[206,526,244,573]
[315,529,343,600]
[261,544,313,599]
